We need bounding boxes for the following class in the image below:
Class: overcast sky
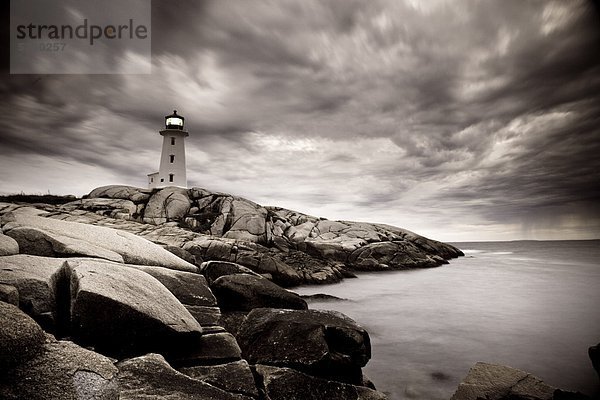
[1,0,599,241]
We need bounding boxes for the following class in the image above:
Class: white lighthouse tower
[148,110,189,189]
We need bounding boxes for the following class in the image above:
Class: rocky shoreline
[1,185,597,399]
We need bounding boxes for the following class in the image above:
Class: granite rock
[69,258,202,358]
[450,362,556,400]
[2,208,197,272]
[0,255,67,331]
[0,232,19,256]
[1,335,119,400]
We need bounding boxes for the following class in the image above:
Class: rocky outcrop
[117,353,250,400]
[2,207,197,272]
[211,274,308,312]
[237,308,370,385]
[253,364,387,400]
[76,185,462,285]
[69,258,202,358]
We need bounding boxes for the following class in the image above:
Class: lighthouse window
[169,155,175,163]
[169,174,174,182]
[171,137,175,145]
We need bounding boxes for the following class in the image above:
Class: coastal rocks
[79,185,463,286]
[0,255,67,331]
[590,343,600,379]
[143,187,191,225]
[117,353,249,400]
[211,274,307,311]
[0,232,18,255]
[237,308,370,385]
[0,302,46,369]
[2,208,197,272]
[180,359,259,398]
[69,259,202,358]
[450,362,556,400]
[253,364,387,400]
[1,334,119,400]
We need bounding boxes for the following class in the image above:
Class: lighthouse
[147,110,189,189]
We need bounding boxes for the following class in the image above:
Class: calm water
[294,240,600,400]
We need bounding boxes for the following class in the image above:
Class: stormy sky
[1,0,599,241]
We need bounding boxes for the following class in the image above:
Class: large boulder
[0,232,18,256]
[88,185,152,203]
[69,259,202,358]
[179,359,259,398]
[0,255,67,331]
[200,260,264,285]
[170,326,242,366]
[0,302,46,369]
[2,208,197,272]
[237,308,371,385]
[117,353,251,400]
[143,187,191,224]
[253,364,387,400]
[0,335,119,400]
[222,199,269,244]
[211,274,307,311]
[450,362,556,400]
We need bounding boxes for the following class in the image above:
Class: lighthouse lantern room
[148,110,189,189]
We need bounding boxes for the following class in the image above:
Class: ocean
[293,240,600,400]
